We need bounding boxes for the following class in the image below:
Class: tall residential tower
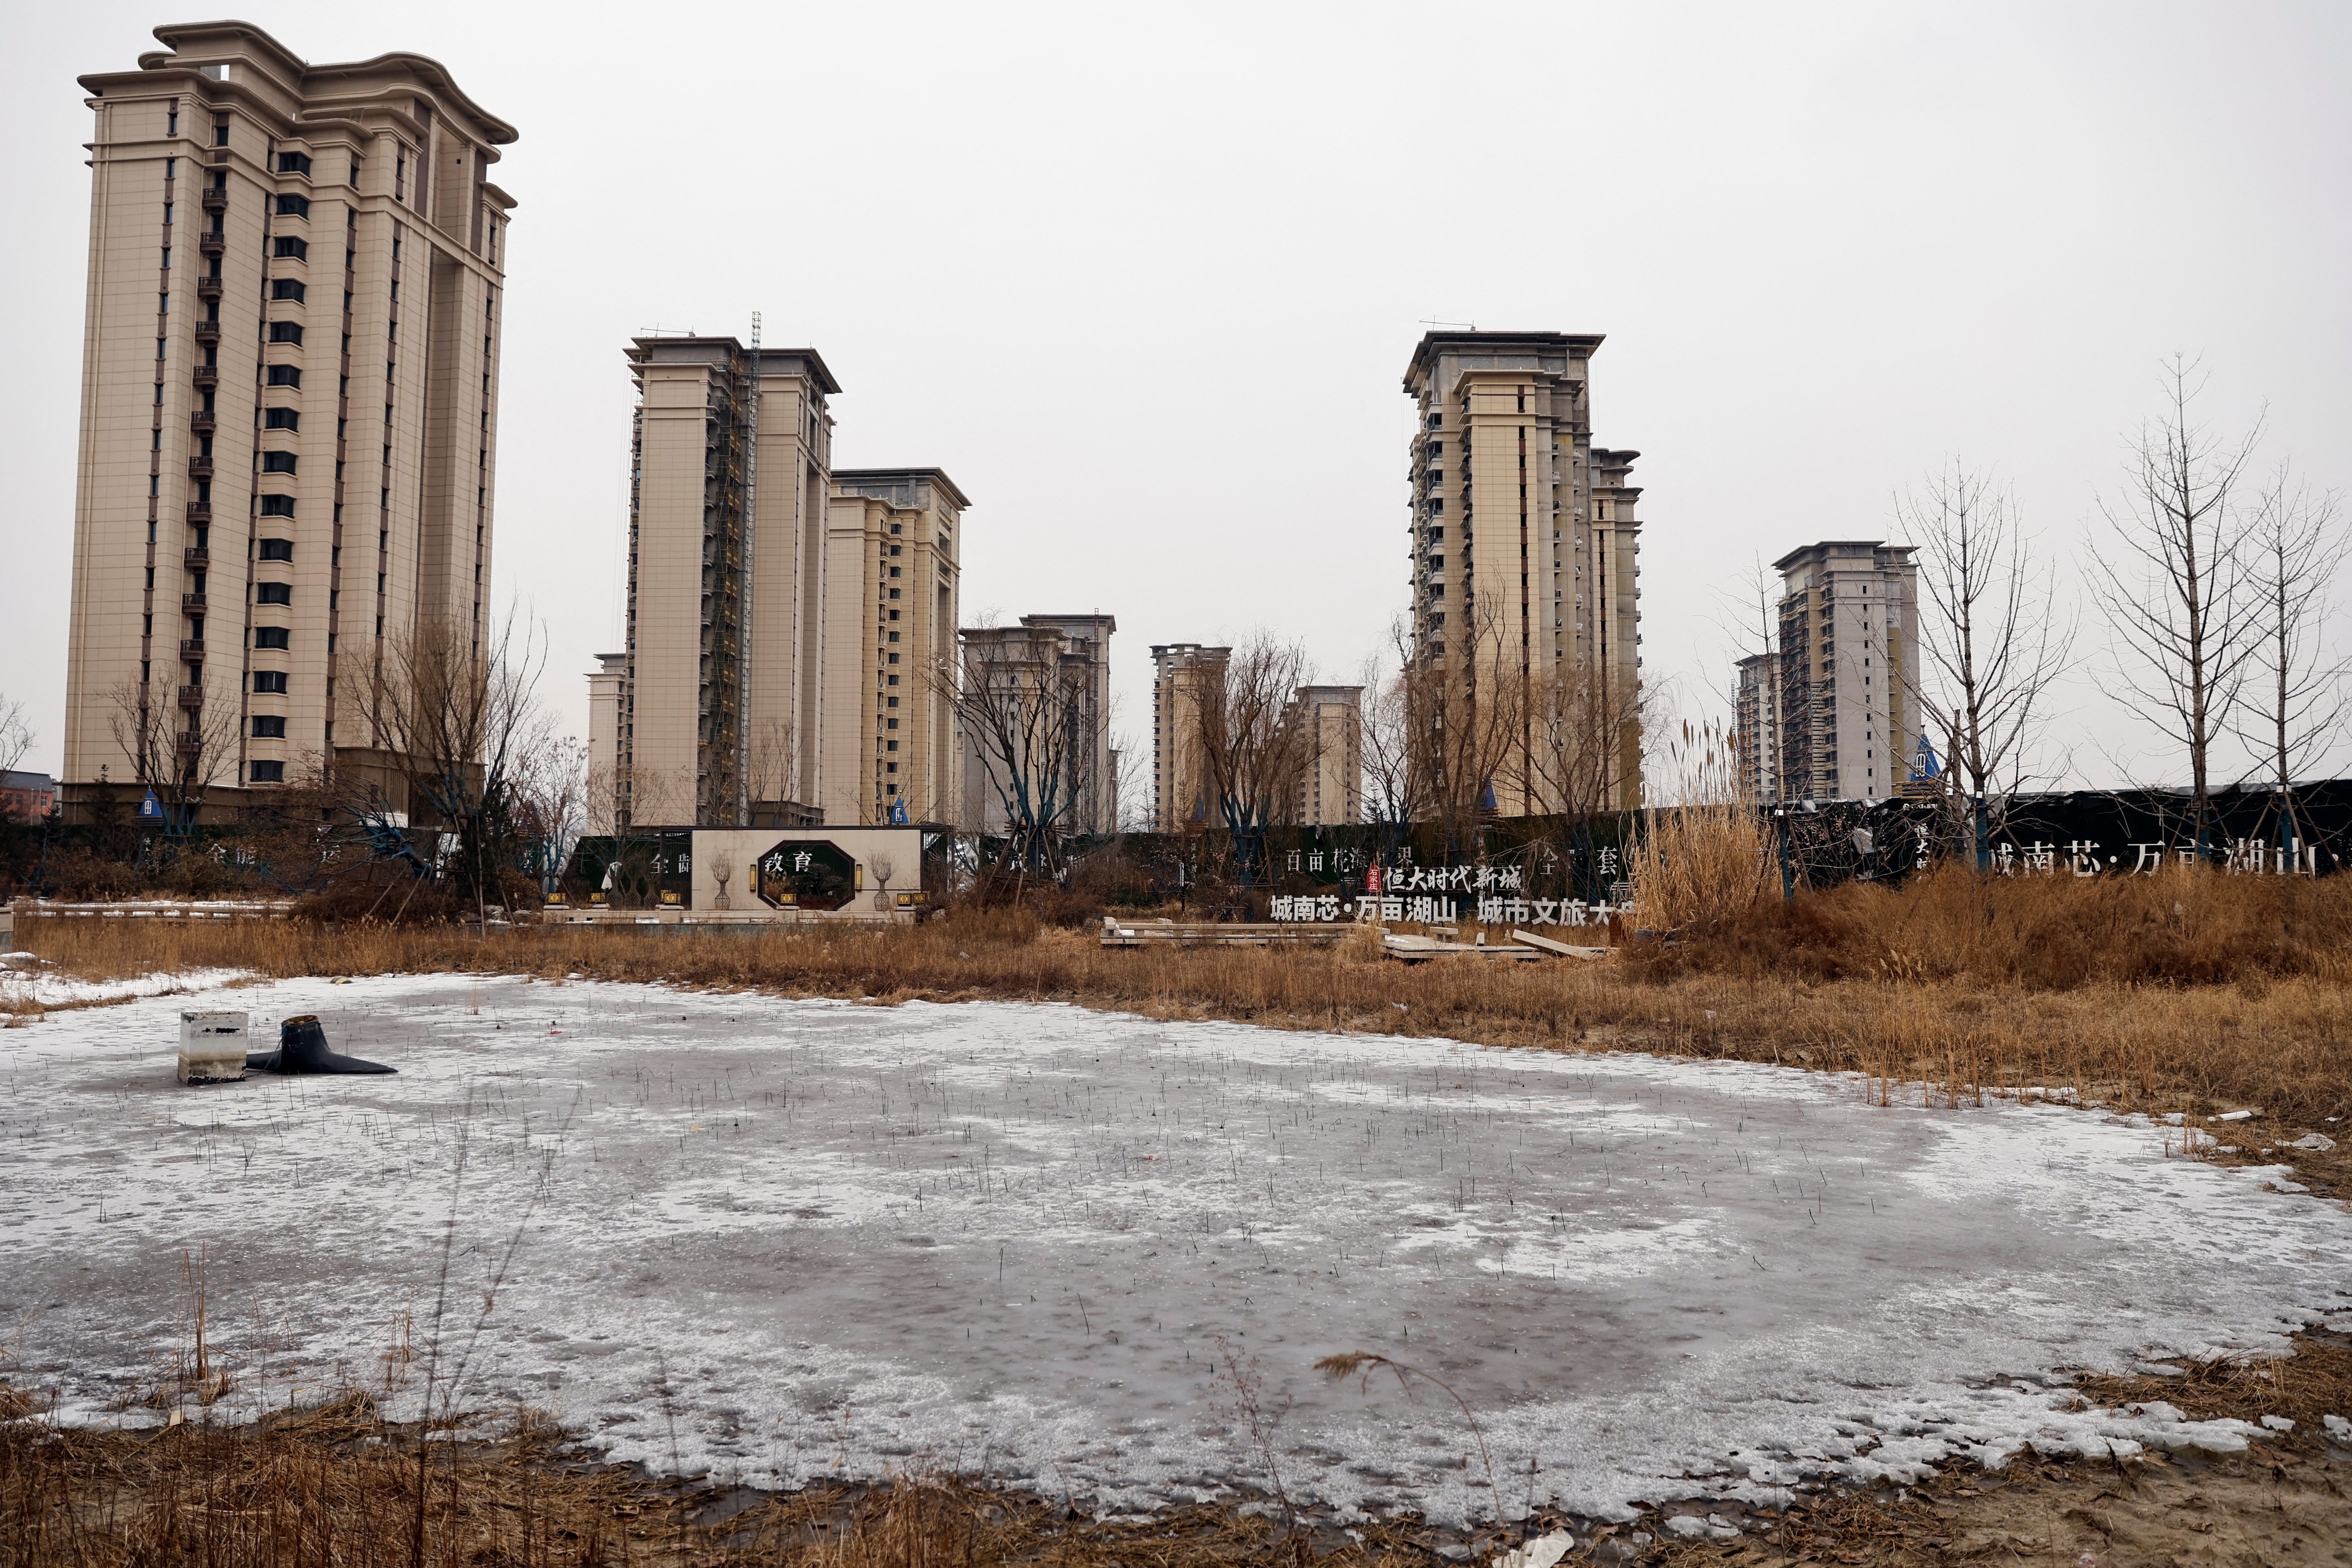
[1771,541,1920,802]
[1402,331,1644,813]
[615,336,837,828]
[821,469,967,824]
[64,21,516,819]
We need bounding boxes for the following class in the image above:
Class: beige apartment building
[62,21,516,820]
[615,336,836,828]
[820,470,967,824]
[1285,684,1363,825]
[584,651,625,832]
[1403,331,1644,814]
[959,617,1115,836]
[1734,652,1779,806]
[1771,541,1921,802]
[1150,642,1228,831]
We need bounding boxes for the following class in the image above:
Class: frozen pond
[3,974,2346,1525]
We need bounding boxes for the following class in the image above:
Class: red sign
[1365,866,1382,894]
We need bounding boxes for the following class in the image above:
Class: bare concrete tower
[618,336,836,827]
[1402,332,1645,814]
[1772,541,1920,802]
[821,469,967,824]
[64,21,516,820]
[1151,643,1229,831]
[1285,684,1363,825]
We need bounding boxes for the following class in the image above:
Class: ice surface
[3,974,2344,1527]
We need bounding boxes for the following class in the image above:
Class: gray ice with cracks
[4,974,2347,1528]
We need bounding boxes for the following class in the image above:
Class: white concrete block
[178,1010,249,1084]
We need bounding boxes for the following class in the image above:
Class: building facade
[821,470,967,824]
[1771,541,1920,802]
[1150,642,1229,831]
[959,619,1114,837]
[63,21,516,820]
[1734,652,1779,805]
[1402,331,1644,814]
[1285,684,1362,825]
[615,336,837,828]
[584,651,625,833]
[1016,615,1116,834]
[1,772,59,824]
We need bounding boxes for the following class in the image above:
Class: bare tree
[0,693,32,779]
[2093,357,2265,855]
[1897,461,2076,855]
[1521,654,1646,821]
[1358,628,1421,849]
[1194,631,1315,891]
[946,624,1100,879]
[343,613,550,922]
[743,717,799,823]
[106,673,242,833]
[2232,462,2347,856]
[1410,597,1527,858]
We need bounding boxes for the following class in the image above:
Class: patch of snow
[1,966,249,1011]
[1490,1528,1574,1568]
[0,974,2344,1530]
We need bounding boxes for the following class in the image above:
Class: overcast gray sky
[8,1,2348,795]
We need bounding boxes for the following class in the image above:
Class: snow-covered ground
[1,963,251,1012]
[2,973,2346,1527]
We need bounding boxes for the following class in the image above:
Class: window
[267,366,301,387]
[261,451,297,474]
[214,119,230,145]
[256,584,293,609]
[254,627,290,650]
[252,716,286,739]
[277,152,312,176]
[259,496,296,517]
[249,761,285,783]
[271,279,306,302]
[268,322,303,345]
[273,237,308,260]
[275,194,311,218]
[252,670,288,693]
[264,408,299,431]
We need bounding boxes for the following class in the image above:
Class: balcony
[185,501,212,523]
[190,410,216,435]
[194,319,221,345]
[197,231,225,255]
[192,365,218,388]
[175,735,203,756]
[183,546,209,566]
[187,454,214,480]
[180,638,205,655]
[176,685,204,709]
[195,275,223,301]
[201,186,227,212]
[181,593,207,614]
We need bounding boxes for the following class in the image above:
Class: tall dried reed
[1625,720,1771,934]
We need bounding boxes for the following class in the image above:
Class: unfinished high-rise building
[1402,331,1644,815]
[1151,642,1229,831]
[1771,541,1920,802]
[1734,653,1779,805]
[615,336,836,828]
[820,470,967,824]
[62,21,516,820]
[958,617,1115,837]
[1284,684,1363,825]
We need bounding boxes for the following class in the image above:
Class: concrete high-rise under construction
[614,336,837,828]
[1402,331,1645,814]
[62,21,516,819]
[1769,541,1921,803]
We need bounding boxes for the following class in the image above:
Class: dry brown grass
[13,868,2352,1136]
[0,1395,1449,1568]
